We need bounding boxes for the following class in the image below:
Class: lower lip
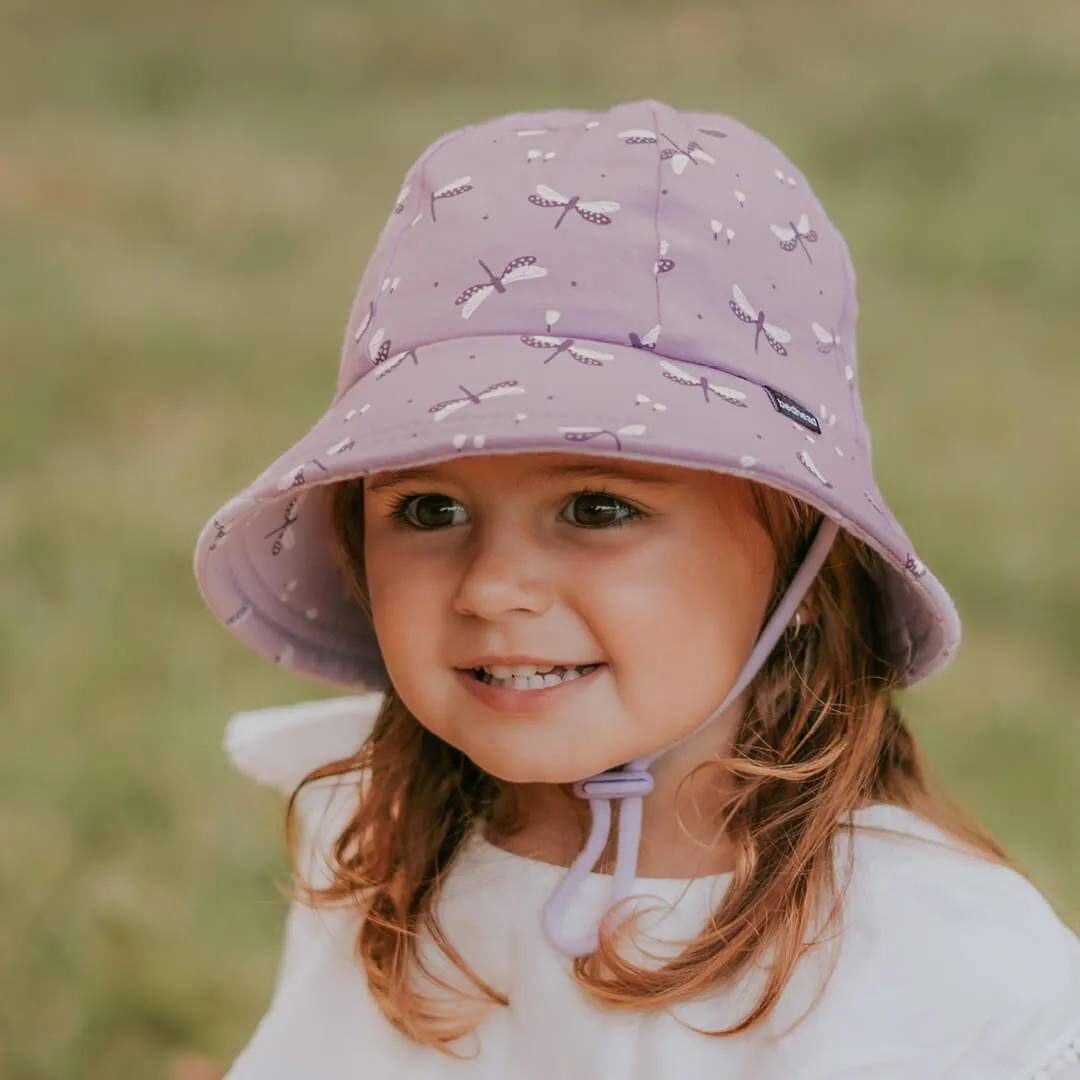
[456,665,606,715]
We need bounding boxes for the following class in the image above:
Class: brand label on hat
[762,386,821,434]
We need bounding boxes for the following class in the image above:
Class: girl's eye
[386,489,641,530]
[561,490,641,529]
[387,493,467,529]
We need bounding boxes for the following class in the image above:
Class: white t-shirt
[221,693,1080,1079]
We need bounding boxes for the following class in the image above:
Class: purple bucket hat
[194,98,960,955]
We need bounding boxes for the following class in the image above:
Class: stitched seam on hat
[310,409,692,445]
[648,99,665,343]
[284,392,812,449]
[336,331,771,402]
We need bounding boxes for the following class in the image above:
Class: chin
[465,747,624,787]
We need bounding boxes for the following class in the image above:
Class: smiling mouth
[471,664,603,690]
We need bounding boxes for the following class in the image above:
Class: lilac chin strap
[541,516,841,957]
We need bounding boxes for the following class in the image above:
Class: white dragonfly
[658,359,747,407]
[729,284,791,356]
[519,335,613,366]
[275,460,328,493]
[429,380,526,422]
[455,256,548,320]
[366,328,418,380]
[796,449,832,489]
[618,127,661,145]
[628,323,661,351]
[558,424,646,452]
[654,238,675,275]
[710,219,735,244]
[811,322,841,354]
[615,129,716,173]
[770,213,819,262]
[375,348,418,380]
[904,553,928,579]
[353,300,374,343]
[264,495,304,556]
[527,184,621,228]
[429,175,473,222]
[661,137,715,173]
[226,604,252,628]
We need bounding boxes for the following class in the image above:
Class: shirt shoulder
[224,693,384,885]
[224,693,384,794]
[774,804,1080,1079]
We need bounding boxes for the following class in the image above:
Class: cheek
[362,531,443,672]
[593,529,773,703]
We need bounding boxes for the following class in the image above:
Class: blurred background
[3,0,1079,1076]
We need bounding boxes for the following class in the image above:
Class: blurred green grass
[2,0,1079,1076]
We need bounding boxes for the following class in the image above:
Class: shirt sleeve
[223,693,384,795]
[224,694,384,1005]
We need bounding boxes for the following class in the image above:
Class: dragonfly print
[430,175,474,222]
[207,518,230,552]
[226,604,252,627]
[618,126,727,145]
[658,359,748,407]
[527,184,621,228]
[265,496,302,556]
[864,489,888,519]
[711,219,735,244]
[628,323,661,351]
[429,380,526,422]
[456,256,548,319]
[558,424,646,453]
[276,459,329,492]
[796,449,832,489]
[326,437,355,456]
[363,328,420,380]
[654,239,675,275]
[811,322,841,354]
[658,133,716,174]
[770,213,819,263]
[904,553,928,579]
[519,335,613,366]
[617,127,726,174]
[353,300,375,343]
[729,284,791,356]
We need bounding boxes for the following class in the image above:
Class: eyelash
[385,487,643,531]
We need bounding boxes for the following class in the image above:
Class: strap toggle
[573,769,655,799]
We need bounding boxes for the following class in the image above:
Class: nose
[452,518,555,621]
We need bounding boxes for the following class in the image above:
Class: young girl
[195,99,1080,1078]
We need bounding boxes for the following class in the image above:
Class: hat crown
[337,99,861,445]
[193,99,960,696]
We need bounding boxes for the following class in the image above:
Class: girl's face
[362,453,776,786]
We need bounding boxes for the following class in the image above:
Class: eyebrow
[364,461,674,494]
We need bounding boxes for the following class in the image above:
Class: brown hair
[284,474,1018,1051]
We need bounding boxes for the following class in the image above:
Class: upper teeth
[482,663,580,678]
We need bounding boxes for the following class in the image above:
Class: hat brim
[194,333,959,690]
